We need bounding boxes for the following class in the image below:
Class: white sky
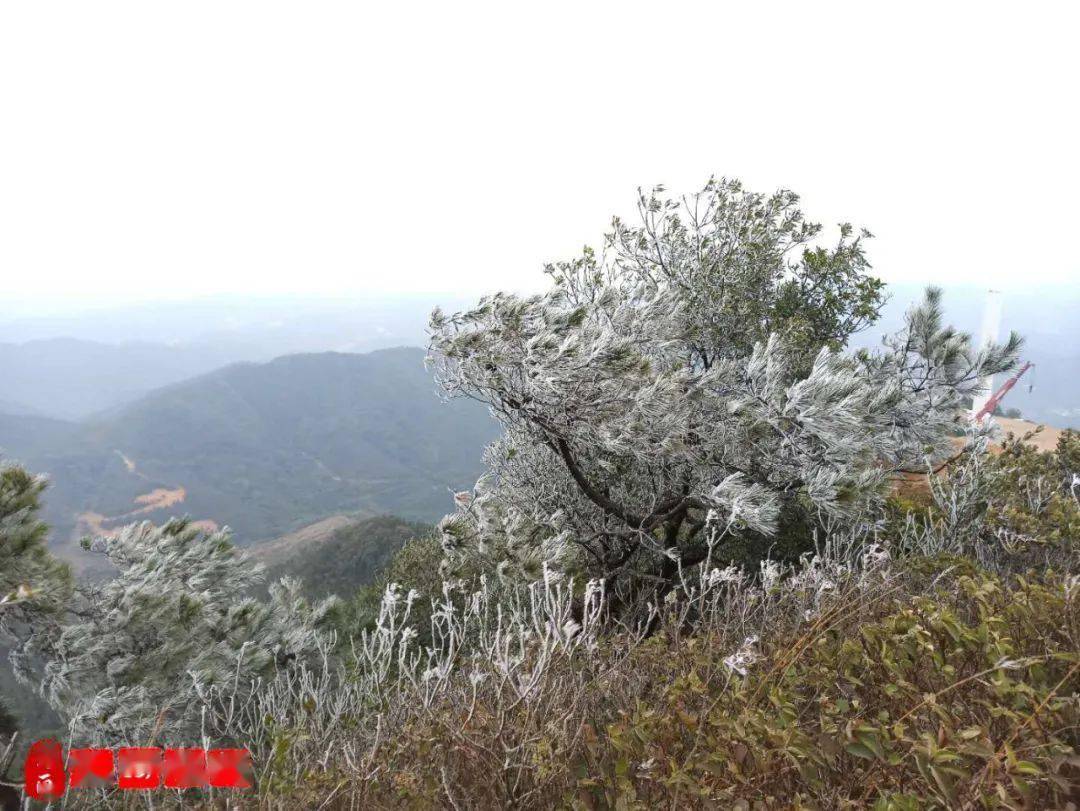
[1,2,1077,313]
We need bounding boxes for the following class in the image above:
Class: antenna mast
[970,289,1003,420]
[973,361,1034,423]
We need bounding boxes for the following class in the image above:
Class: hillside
[255,514,431,599]
[252,513,362,565]
[992,416,1065,452]
[0,347,497,572]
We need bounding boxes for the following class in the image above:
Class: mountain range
[0,347,497,575]
[0,294,478,421]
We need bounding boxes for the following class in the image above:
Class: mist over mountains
[0,293,477,346]
[0,339,243,420]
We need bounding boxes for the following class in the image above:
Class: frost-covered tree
[0,462,72,635]
[14,518,339,744]
[428,178,1021,599]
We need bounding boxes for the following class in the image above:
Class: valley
[0,346,498,573]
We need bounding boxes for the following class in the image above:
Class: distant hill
[255,514,431,599]
[0,295,478,421]
[0,347,497,573]
[253,513,364,565]
[0,338,247,420]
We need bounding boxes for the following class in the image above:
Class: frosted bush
[181,528,913,805]
[13,519,338,745]
[428,179,1021,600]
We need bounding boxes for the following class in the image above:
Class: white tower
[970,289,1003,420]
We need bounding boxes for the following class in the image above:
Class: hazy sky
[1,2,1077,313]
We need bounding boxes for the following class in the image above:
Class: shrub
[179,529,1080,808]
[985,428,1079,553]
[582,566,1080,808]
[0,462,72,633]
[15,519,340,746]
[899,427,1079,573]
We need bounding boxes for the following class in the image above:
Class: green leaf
[845,741,876,760]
